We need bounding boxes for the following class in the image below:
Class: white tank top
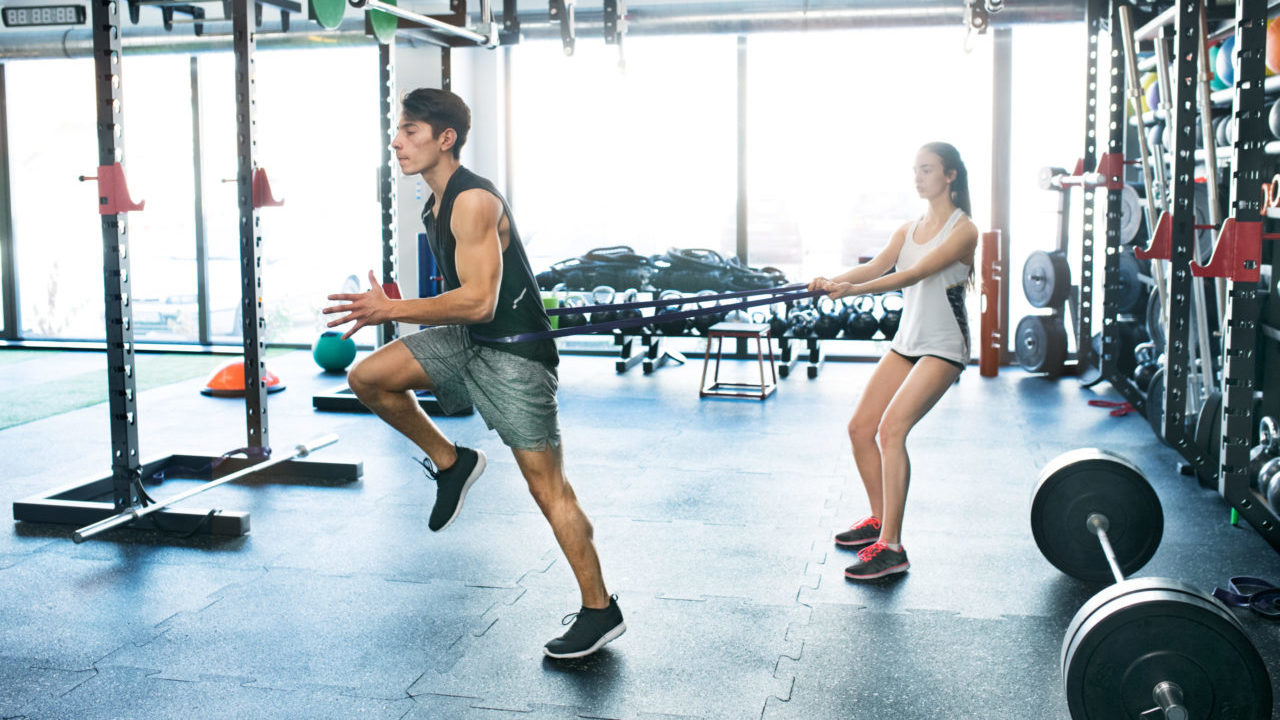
[888,208,971,367]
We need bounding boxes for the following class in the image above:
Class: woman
[809,141,978,581]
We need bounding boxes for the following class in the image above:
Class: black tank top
[422,166,558,366]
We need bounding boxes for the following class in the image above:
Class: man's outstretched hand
[323,270,392,340]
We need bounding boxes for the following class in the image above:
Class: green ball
[313,331,357,373]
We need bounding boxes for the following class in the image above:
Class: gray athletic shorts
[400,324,562,451]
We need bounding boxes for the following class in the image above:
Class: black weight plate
[1031,449,1162,583]
[1015,314,1067,375]
[1113,320,1148,379]
[1193,391,1223,490]
[1146,367,1169,446]
[1113,252,1145,315]
[1062,577,1272,720]
[1145,287,1164,356]
[1023,250,1070,309]
[1078,332,1104,388]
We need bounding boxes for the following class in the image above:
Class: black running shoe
[844,541,910,580]
[421,445,486,532]
[834,516,881,548]
[543,595,626,659]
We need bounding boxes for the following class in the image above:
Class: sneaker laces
[857,541,888,562]
[416,456,439,481]
[851,516,881,531]
[559,595,617,626]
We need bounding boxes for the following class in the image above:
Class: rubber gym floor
[1,348,1278,720]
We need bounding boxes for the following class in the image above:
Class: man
[323,88,624,659]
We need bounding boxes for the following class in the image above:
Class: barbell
[1030,449,1271,719]
[73,434,340,544]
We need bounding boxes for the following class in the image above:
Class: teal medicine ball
[1216,36,1236,87]
[313,330,357,372]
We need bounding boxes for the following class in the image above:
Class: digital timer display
[2,4,86,27]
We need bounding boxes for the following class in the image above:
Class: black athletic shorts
[890,349,966,373]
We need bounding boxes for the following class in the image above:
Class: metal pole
[377,42,399,348]
[991,27,1012,364]
[73,434,340,542]
[736,35,748,359]
[1195,5,1229,333]
[91,0,146,512]
[1076,0,1103,379]
[1088,513,1126,584]
[1163,0,1199,451]
[190,56,211,345]
[233,0,270,449]
[0,66,18,340]
[1118,7,1159,241]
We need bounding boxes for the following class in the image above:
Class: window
[198,46,383,347]
[122,55,199,343]
[7,58,100,340]
[745,29,993,284]
[509,35,739,273]
[1008,23,1087,344]
[7,55,198,342]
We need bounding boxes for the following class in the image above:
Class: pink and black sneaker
[844,541,910,580]
[834,516,881,548]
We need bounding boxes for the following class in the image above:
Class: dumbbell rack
[776,337,824,379]
[613,331,685,374]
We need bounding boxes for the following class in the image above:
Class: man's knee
[346,357,378,398]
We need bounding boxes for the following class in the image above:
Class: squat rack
[1081,0,1279,550]
[12,0,361,540]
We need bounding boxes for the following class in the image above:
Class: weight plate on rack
[1119,185,1143,245]
[1114,252,1146,315]
[1192,390,1223,490]
[1031,449,1162,583]
[1015,315,1068,376]
[1145,288,1164,356]
[1023,250,1071,309]
[1078,332,1104,388]
[1146,366,1169,446]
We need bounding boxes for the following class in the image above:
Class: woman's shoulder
[949,213,979,241]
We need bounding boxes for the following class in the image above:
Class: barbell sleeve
[1152,682,1189,720]
[72,434,340,544]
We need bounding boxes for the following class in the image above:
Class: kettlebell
[589,286,618,326]
[786,303,818,339]
[654,289,688,335]
[845,295,879,340]
[1248,417,1280,488]
[813,296,844,339]
[559,294,589,329]
[768,303,789,339]
[616,288,643,329]
[1131,341,1159,390]
[691,290,723,335]
[1259,455,1280,508]
[878,292,904,340]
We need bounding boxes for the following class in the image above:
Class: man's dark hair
[402,88,471,159]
